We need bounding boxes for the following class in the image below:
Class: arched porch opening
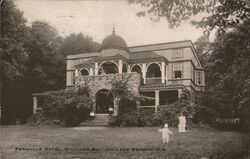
[131,64,142,76]
[146,63,161,84]
[95,89,114,114]
[80,69,89,76]
[99,61,119,74]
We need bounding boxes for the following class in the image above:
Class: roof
[129,51,167,64]
[128,40,193,53]
[66,40,203,69]
[75,54,128,68]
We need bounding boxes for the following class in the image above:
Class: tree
[194,35,211,66]
[198,19,249,128]
[0,0,30,124]
[24,21,65,92]
[59,33,100,56]
[129,0,250,33]
[0,1,65,124]
[0,0,101,124]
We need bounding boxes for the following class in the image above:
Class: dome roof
[101,32,127,50]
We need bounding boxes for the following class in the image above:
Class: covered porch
[139,85,184,112]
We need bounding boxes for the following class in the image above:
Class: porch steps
[80,114,109,126]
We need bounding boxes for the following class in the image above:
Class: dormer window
[173,63,182,79]
[172,49,184,59]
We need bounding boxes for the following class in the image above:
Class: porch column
[33,96,38,114]
[118,60,123,73]
[127,65,131,73]
[142,63,147,84]
[178,89,182,99]
[155,90,159,112]
[75,69,79,77]
[165,64,168,84]
[89,68,93,76]
[161,61,165,83]
[94,62,98,75]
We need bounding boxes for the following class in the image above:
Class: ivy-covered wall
[75,72,141,115]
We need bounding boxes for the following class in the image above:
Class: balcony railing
[166,79,184,85]
[74,72,142,85]
[145,77,162,84]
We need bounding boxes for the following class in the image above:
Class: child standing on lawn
[159,124,172,144]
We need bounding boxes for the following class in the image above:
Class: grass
[0,126,249,159]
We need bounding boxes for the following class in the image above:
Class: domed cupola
[101,28,127,50]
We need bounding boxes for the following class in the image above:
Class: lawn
[0,126,248,159]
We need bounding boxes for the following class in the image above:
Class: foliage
[1,0,31,124]
[111,79,138,116]
[194,35,211,67]
[109,78,139,126]
[129,0,250,33]
[35,86,92,127]
[0,0,100,124]
[154,89,196,127]
[194,19,250,131]
[59,33,101,56]
[108,84,195,127]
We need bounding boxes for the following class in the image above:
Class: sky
[15,0,211,46]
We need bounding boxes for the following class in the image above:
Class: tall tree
[0,0,101,124]
[198,19,249,127]
[24,21,65,92]
[0,0,30,124]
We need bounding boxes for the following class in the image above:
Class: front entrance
[96,89,114,114]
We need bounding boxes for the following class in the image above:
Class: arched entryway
[96,89,114,114]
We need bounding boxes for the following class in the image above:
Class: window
[196,71,202,85]
[172,49,184,59]
[173,63,182,79]
[174,71,182,79]
[72,72,75,85]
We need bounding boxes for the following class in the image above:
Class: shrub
[31,86,93,127]
[108,79,195,127]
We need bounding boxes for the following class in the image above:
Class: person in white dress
[159,124,172,143]
[178,113,186,133]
